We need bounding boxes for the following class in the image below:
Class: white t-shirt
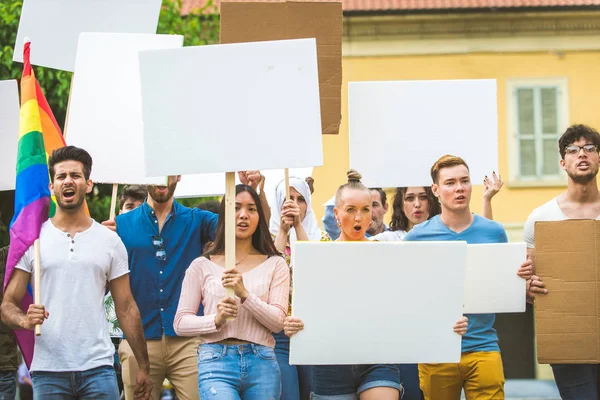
[370,230,407,241]
[523,196,600,248]
[16,220,129,372]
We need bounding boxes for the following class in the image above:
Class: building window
[508,79,569,184]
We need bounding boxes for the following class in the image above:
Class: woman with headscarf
[269,177,328,400]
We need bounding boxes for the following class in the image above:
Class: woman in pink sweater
[174,184,290,399]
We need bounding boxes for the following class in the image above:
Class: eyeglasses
[565,144,599,155]
[152,235,166,261]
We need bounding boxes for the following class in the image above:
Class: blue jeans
[197,343,281,399]
[398,364,422,400]
[0,371,16,400]
[273,330,313,400]
[312,364,402,399]
[31,365,119,399]
[551,364,600,399]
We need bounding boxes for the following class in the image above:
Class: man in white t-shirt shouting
[524,124,600,399]
[1,146,152,400]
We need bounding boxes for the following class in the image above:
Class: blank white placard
[175,174,226,198]
[139,39,323,177]
[464,243,526,314]
[0,80,19,191]
[174,168,313,199]
[290,241,467,365]
[66,33,183,185]
[349,80,498,188]
[13,0,162,71]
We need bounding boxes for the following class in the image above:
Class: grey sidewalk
[461,379,561,400]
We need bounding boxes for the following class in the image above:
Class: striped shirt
[174,255,290,348]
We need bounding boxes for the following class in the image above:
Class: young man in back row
[526,124,600,399]
[404,155,532,400]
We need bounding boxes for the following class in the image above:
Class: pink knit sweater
[174,255,290,348]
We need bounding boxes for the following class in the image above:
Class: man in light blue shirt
[404,154,531,400]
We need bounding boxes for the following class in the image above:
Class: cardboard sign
[66,33,183,185]
[220,0,342,135]
[534,220,600,364]
[290,241,467,365]
[0,80,20,191]
[349,80,498,187]
[464,243,527,314]
[139,39,323,177]
[13,0,162,72]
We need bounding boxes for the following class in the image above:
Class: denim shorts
[312,364,402,399]
[197,343,281,399]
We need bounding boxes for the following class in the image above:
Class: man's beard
[55,190,86,211]
[568,169,598,184]
[148,181,178,203]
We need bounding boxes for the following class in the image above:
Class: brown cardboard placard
[534,220,600,364]
[220,0,342,135]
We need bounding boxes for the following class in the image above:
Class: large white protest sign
[13,0,162,71]
[349,80,498,187]
[66,33,183,185]
[139,38,323,177]
[0,80,19,191]
[290,241,467,365]
[464,242,527,314]
[173,168,313,199]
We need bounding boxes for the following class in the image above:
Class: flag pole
[34,239,41,336]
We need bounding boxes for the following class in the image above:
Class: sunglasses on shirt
[152,235,166,261]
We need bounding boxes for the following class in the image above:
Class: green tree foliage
[0,0,220,243]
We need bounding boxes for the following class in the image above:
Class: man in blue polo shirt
[404,155,531,400]
[103,172,267,400]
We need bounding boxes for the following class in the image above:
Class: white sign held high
[13,0,163,72]
[0,80,20,191]
[66,33,183,185]
[349,80,498,188]
[464,243,527,314]
[290,241,467,365]
[173,168,313,199]
[139,38,323,178]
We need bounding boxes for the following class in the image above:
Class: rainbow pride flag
[4,41,66,368]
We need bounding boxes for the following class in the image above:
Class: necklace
[235,251,252,265]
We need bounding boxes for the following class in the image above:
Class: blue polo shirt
[116,201,218,339]
[404,214,507,353]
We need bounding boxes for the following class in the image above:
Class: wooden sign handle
[284,168,290,200]
[224,172,236,300]
[109,184,118,221]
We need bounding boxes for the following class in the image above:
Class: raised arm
[482,172,503,220]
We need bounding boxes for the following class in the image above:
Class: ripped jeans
[197,343,281,399]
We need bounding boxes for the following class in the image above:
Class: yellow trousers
[419,351,505,400]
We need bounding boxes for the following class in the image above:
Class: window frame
[507,78,569,187]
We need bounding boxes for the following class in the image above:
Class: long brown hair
[389,187,441,232]
[203,185,280,258]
